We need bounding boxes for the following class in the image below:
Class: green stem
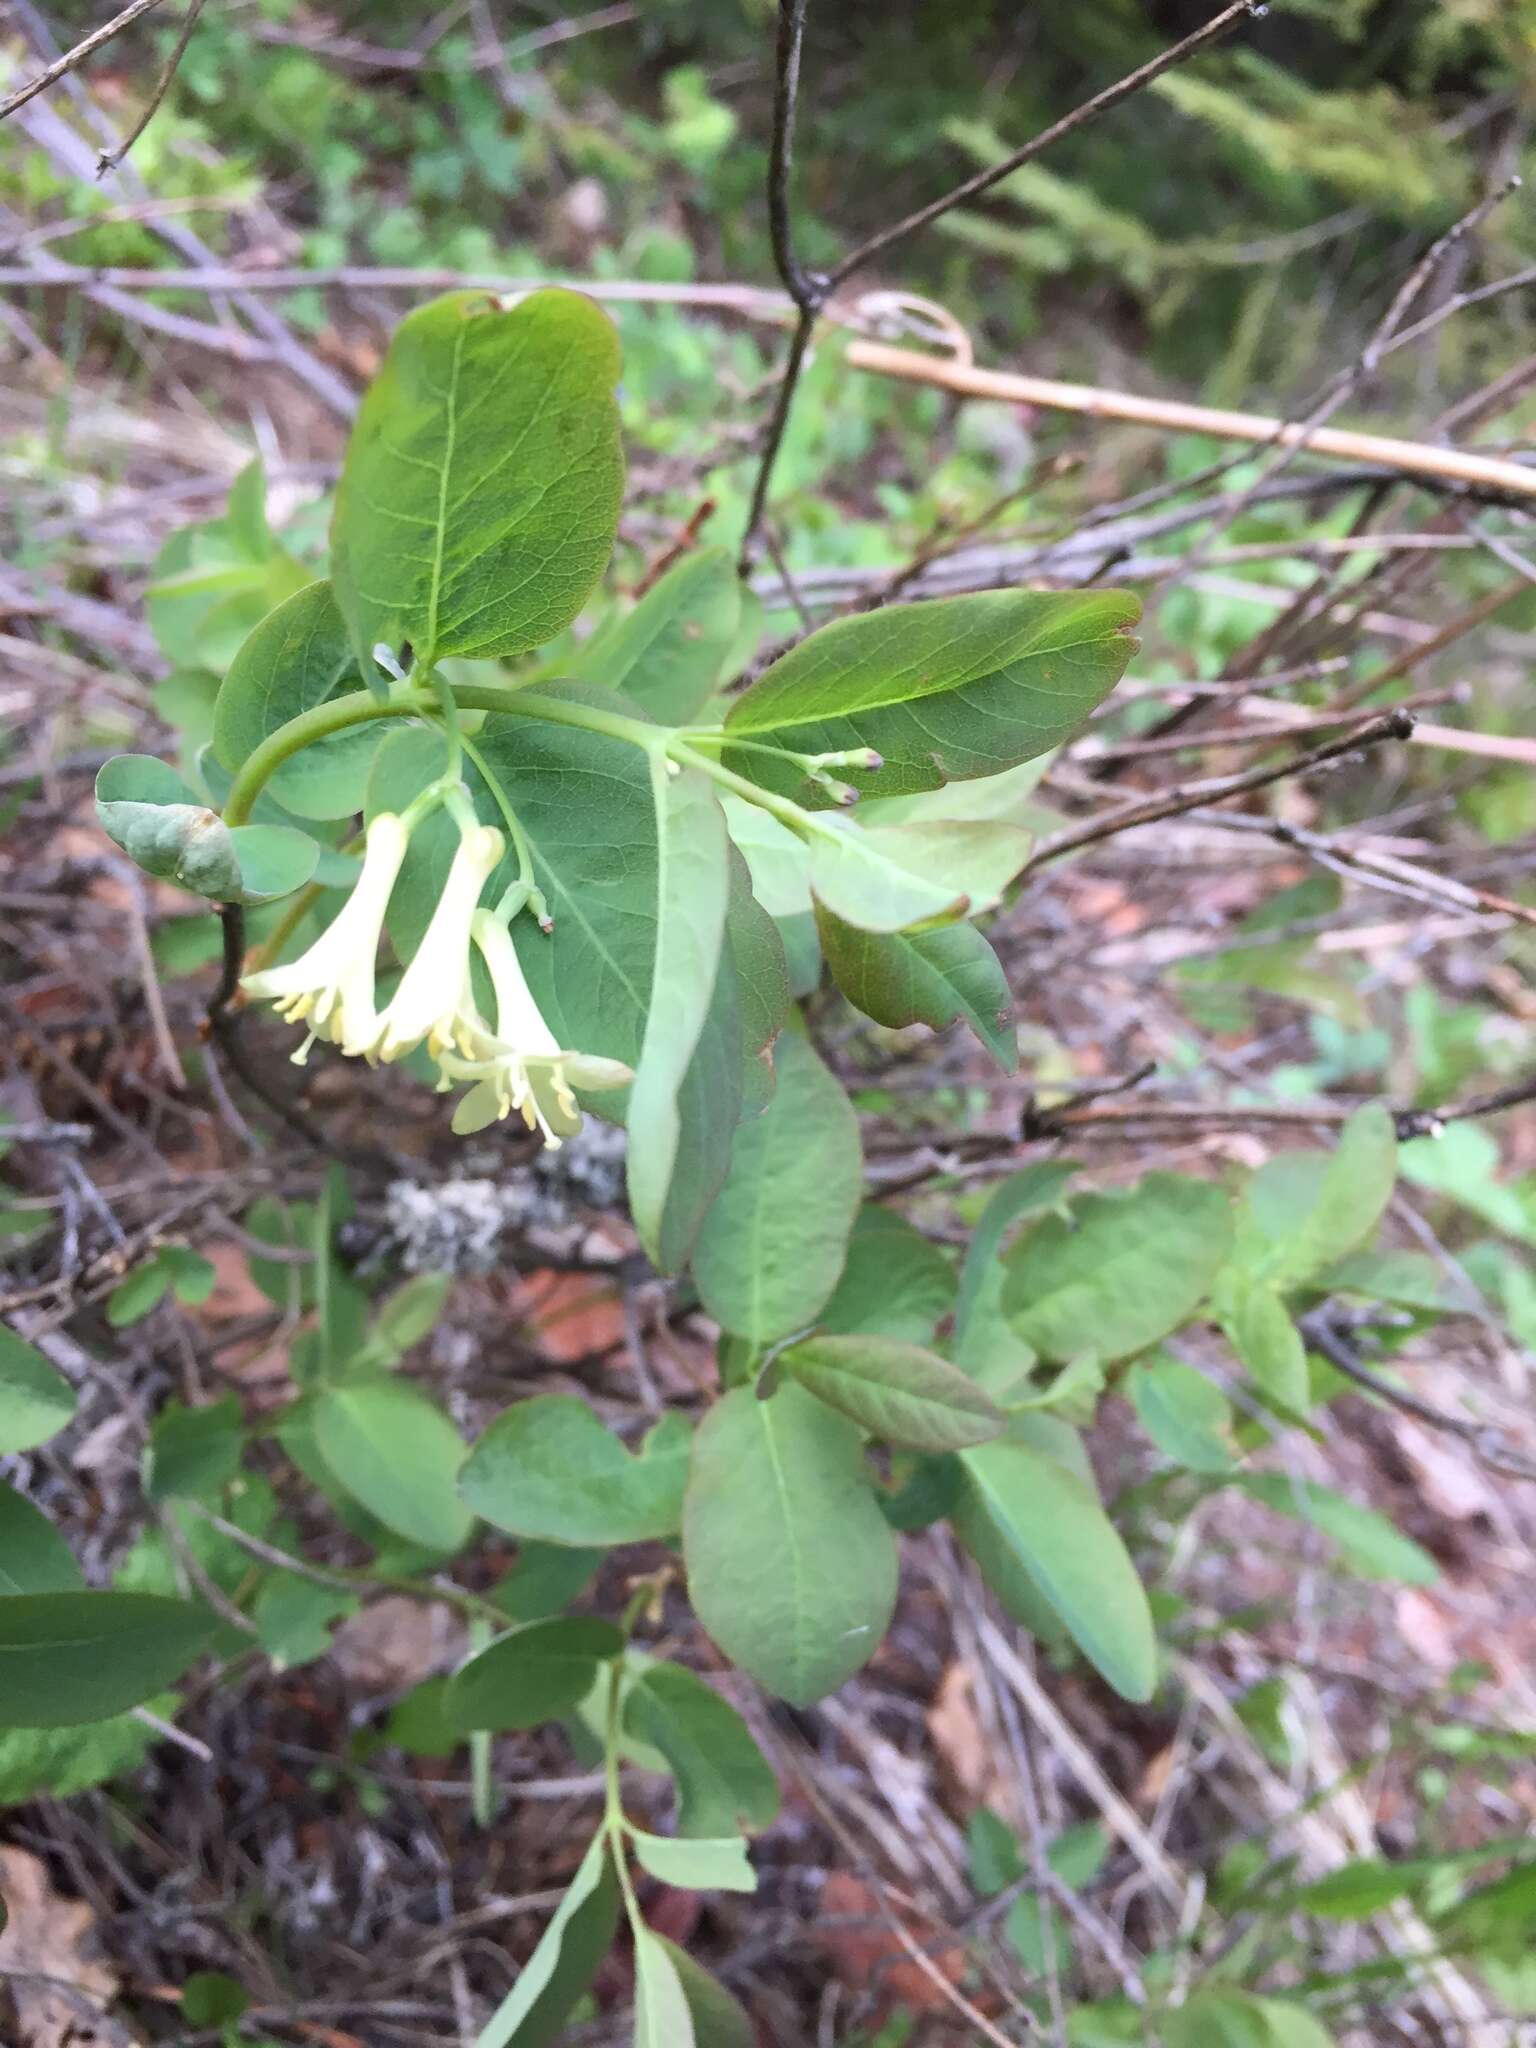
[602,1657,644,1929]
[223,691,417,827]
[427,666,463,780]
[685,729,804,766]
[454,684,666,753]
[460,730,549,926]
[669,737,837,843]
[179,1498,505,1623]
[223,683,663,828]
[468,1614,496,1828]
[221,681,832,865]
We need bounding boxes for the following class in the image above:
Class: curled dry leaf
[0,1845,143,2048]
[818,1870,967,2023]
[329,1594,467,1691]
[926,1660,994,1807]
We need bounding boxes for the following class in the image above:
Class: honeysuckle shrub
[0,285,1507,2043]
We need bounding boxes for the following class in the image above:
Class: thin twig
[1028,710,1416,870]
[113,858,187,1091]
[96,0,205,173]
[765,0,818,313]
[1145,174,1525,621]
[978,1623,1189,1912]
[8,255,1534,506]
[1332,571,1532,707]
[1300,1313,1536,1483]
[244,2,636,72]
[0,0,168,122]
[203,903,328,1151]
[1204,807,1536,929]
[1395,1069,1536,1140]
[130,1703,214,1762]
[1079,688,1452,762]
[1364,182,1526,375]
[836,336,1536,506]
[825,0,1262,287]
[740,0,822,569]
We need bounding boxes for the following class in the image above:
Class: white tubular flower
[437,909,631,1145]
[374,822,506,1063]
[241,812,410,1064]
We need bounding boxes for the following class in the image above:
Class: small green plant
[0,275,1511,2041]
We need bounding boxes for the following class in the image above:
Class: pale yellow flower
[241,812,409,1064]
[436,909,631,1145]
[373,823,506,1063]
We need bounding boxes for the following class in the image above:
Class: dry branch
[10,260,1530,506]
[0,0,168,122]
[836,336,1536,506]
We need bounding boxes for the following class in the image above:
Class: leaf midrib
[758,1400,813,1699]
[423,314,470,663]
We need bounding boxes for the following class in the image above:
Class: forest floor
[5,6,1536,2045]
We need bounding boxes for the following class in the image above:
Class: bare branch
[835,335,1536,508]
[740,0,823,570]
[96,0,205,175]
[0,0,168,123]
[1332,570,1532,707]
[1300,1312,1536,1484]
[203,903,329,1152]
[766,0,819,316]
[826,0,1263,289]
[1394,1071,1536,1141]
[1027,710,1416,871]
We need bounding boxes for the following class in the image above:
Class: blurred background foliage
[9,0,1536,392]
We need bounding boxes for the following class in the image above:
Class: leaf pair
[476,1831,754,2048]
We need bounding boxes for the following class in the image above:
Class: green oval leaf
[958,1437,1157,1702]
[1005,1172,1233,1365]
[817,907,1017,1071]
[95,756,242,898]
[683,1383,897,1707]
[623,1662,780,1838]
[574,546,740,724]
[107,1256,175,1327]
[473,1832,619,2048]
[649,1937,754,2048]
[0,1481,84,1596]
[144,1395,244,1504]
[229,822,321,905]
[1235,1473,1438,1585]
[1219,1273,1308,1416]
[459,1394,689,1546]
[691,1032,863,1345]
[1163,1990,1335,2048]
[1125,1355,1235,1474]
[1239,1104,1398,1291]
[806,817,1033,934]
[782,1334,1005,1452]
[0,1592,215,1727]
[0,1326,76,1452]
[214,580,379,819]
[445,1617,624,1733]
[634,1927,696,2048]
[332,288,624,676]
[626,761,731,1266]
[723,587,1139,806]
[312,1379,473,1555]
[818,1204,956,1345]
[630,1830,757,1894]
